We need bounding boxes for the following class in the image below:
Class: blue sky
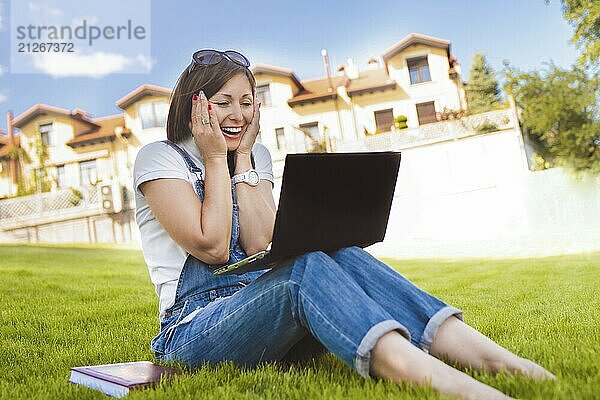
[0,0,579,131]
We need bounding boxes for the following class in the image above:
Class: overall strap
[162,140,203,180]
[161,140,205,195]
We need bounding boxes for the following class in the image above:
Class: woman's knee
[288,250,344,286]
[330,246,376,264]
[293,251,339,271]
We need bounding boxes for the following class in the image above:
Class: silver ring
[201,117,210,125]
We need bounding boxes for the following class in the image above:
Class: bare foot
[516,357,556,380]
[487,356,556,380]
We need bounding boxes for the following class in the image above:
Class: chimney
[346,58,359,79]
[7,111,15,147]
[367,56,380,70]
[321,49,334,93]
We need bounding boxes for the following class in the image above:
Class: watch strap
[232,172,247,184]
[232,169,259,185]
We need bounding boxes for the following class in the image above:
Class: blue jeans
[151,246,463,378]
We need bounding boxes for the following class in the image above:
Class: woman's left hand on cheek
[237,101,261,155]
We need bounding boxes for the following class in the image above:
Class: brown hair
[166,59,256,143]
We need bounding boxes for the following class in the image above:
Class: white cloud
[0,92,8,103]
[0,3,4,31]
[31,51,153,78]
[28,2,64,18]
[135,54,155,71]
[0,65,4,76]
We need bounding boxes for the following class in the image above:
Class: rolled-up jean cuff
[355,319,411,378]
[419,306,464,353]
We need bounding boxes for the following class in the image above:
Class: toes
[521,358,555,380]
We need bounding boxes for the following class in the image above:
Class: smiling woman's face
[208,73,255,152]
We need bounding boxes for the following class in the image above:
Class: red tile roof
[66,115,125,147]
[287,68,398,105]
[288,75,348,106]
[346,68,397,97]
[0,135,21,159]
[12,104,99,129]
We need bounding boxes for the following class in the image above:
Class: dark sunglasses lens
[225,51,250,67]
[193,50,220,65]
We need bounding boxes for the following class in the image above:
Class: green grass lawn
[0,244,598,399]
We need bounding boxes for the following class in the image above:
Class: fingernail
[192,94,198,101]
[207,104,212,110]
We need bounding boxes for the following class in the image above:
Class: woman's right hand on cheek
[190,90,227,160]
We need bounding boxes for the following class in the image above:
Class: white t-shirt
[133,137,275,319]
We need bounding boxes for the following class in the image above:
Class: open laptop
[213,151,401,276]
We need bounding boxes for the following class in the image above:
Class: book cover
[69,361,181,398]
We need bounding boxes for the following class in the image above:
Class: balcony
[0,186,101,230]
[335,109,517,152]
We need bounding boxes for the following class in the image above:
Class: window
[79,159,97,186]
[416,101,437,125]
[275,127,286,151]
[138,101,168,129]
[255,84,272,107]
[39,123,55,146]
[374,109,394,133]
[407,56,431,84]
[56,165,66,188]
[299,122,319,151]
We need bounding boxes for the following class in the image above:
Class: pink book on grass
[68,361,181,398]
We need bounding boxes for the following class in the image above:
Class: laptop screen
[270,152,401,258]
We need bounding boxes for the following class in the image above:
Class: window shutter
[374,109,394,132]
[416,102,437,125]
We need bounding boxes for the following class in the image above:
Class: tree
[465,53,501,114]
[551,0,600,67]
[504,63,600,173]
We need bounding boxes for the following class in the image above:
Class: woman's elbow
[191,236,230,264]
[206,246,230,264]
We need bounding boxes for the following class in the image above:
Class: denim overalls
[150,141,269,356]
[148,141,463,378]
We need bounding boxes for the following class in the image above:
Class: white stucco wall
[367,131,600,258]
[270,128,600,258]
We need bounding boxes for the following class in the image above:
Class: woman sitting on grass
[133,49,555,400]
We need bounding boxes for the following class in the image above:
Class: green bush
[475,120,498,134]
[394,115,408,130]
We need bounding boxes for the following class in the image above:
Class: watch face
[248,170,260,185]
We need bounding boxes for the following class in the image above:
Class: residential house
[253,33,466,160]
[0,32,476,244]
[114,84,172,184]
[10,104,128,193]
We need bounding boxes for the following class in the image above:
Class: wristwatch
[232,169,260,186]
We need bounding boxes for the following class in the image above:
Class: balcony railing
[0,186,101,229]
[335,108,516,152]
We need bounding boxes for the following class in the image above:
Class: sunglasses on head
[188,49,250,74]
